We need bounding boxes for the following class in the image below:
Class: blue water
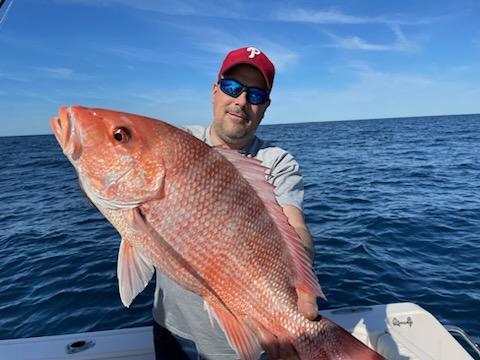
[0,114,479,342]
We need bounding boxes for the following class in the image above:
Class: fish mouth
[51,106,82,160]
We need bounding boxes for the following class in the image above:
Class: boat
[0,302,478,359]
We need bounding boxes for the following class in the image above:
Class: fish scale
[51,105,386,360]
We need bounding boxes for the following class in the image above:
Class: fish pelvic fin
[204,298,262,360]
[214,148,325,301]
[117,235,154,308]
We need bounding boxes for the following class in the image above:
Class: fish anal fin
[117,237,154,308]
[204,299,261,360]
[214,148,325,300]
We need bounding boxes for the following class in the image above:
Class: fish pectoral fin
[117,237,154,308]
[204,299,261,360]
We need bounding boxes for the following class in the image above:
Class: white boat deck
[0,303,476,360]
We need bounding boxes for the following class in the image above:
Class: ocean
[0,114,479,344]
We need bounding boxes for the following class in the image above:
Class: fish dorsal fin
[214,148,324,299]
[117,236,155,308]
[204,298,262,360]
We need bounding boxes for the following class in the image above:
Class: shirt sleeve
[262,149,304,211]
[178,125,207,141]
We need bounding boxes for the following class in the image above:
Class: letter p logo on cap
[247,47,261,58]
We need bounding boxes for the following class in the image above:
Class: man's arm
[255,149,319,359]
[282,204,319,321]
[282,204,314,260]
[253,205,319,360]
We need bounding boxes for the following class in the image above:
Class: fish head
[51,105,166,210]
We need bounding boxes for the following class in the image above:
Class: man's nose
[234,90,248,106]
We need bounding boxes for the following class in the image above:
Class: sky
[1,0,480,136]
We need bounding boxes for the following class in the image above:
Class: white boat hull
[0,303,474,360]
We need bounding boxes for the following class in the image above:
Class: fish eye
[113,127,130,143]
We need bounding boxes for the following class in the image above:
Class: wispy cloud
[275,8,379,25]
[348,62,434,87]
[0,88,59,104]
[175,24,300,72]
[127,87,212,125]
[0,66,86,82]
[55,0,246,18]
[326,25,415,52]
[0,71,30,82]
[268,63,480,123]
[254,41,298,72]
[36,67,75,80]
[99,45,173,64]
[55,0,195,15]
[274,8,432,26]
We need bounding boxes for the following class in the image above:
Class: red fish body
[51,105,385,360]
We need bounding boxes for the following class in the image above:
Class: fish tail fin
[296,317,386,360]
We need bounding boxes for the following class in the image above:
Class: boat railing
[445,325,480,358]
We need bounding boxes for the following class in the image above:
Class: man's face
[211,64,271,149]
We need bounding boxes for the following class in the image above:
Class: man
[153,46,318,360]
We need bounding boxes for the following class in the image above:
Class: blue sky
[1,0,479,136]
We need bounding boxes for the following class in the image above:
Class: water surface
[0,114,479,341]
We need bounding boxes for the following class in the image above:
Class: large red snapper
[51,105,385,360]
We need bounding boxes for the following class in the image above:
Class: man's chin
[225,131,247,141]
[221,127,252,144]
[224,120,248,137]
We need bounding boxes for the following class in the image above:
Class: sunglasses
[218,78,269,105]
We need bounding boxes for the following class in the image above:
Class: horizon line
[1,112,478,138]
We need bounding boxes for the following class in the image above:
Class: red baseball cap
[218,46,275,91]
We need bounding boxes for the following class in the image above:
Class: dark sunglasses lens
[220,79,268,105]
[248,88,268,105]
[220,79,243,98]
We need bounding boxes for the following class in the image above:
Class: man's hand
[248,319,299,360]
[297,288,319,321]
[251,290,319,360]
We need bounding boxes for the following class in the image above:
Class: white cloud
[348,63,434,88]
[0,71,30,82]
[55,0,195,15]
[275,9,378,25]
[0,66,86,83]
[326,25,415,52]
[100,45,173,64]
[265,47,298,73]
[55,0,246,18]
[37,67,75,80]
[274,8,432,26]
[0,89,59,104]
[272,8,435,25]
[126,88,212,125]
[267,65,480,124]
[203,41,298,73]
[176,24,300,73]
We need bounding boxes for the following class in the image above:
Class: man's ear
[211,83,218,104]
[263,98,271,114]
[265,98,271,109]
